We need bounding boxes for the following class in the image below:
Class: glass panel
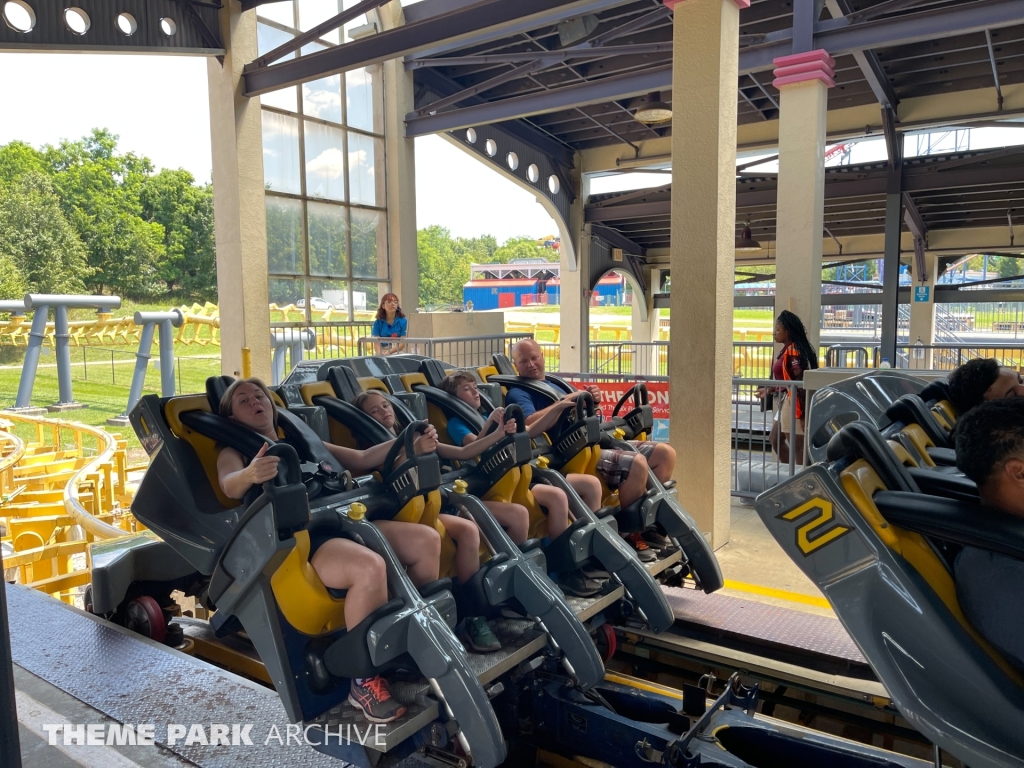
[266,196,304,275]
[350,207,387,279]
[303,76,342,123]
[257,2,294,27]
[298,0,340,43]
[304,121,346,201]
[269,277,305,308]
[352,281,383,321]
[262,86,298,113]
[348,132,384,207]
[307,201,348,278]
[262,111,301,194]
[257,22,295,58]
[346,66,383,133]
[311,278,350,320]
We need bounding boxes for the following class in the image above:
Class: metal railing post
[53,305,73,404]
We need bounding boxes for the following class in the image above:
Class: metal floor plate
[661,585,866,664]
[7,584,351,767]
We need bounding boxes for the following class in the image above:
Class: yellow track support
[0,414,139,605]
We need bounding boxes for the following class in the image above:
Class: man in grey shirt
[954,398,1024,670]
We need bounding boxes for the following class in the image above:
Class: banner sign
[567,380,670,441]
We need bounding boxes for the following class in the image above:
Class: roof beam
[591,224,646,257]
[243,0,627,96]
[406,42,673,68]
[406,0,1024,135]
[902,193,927,239]
[402,0,636,60]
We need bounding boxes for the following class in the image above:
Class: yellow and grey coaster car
[277,365,607,689]
[755,419,1024,768]
[478,355,723,596]
[89,385,508,767]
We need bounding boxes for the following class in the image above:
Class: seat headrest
[492,353,516,375]
[885,394,950,448]
[419,358,449,388]
[826,421,920,493]
[206,375,236,415]
[921,378,952,405]
[326,365,363,403]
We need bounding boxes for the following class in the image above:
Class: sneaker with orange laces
[349,676,407,724]
[623,532,658,563]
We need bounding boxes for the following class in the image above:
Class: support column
[772,51,834,349]
[560,173,591,373]
[382,4,419,313]
[880,109,903,365]
[666,0,741,548]
[208,0,271,379]
[909,251,938,368]
[631,269,658,375]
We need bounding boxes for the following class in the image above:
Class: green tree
[43,129,164,297]
[0,253,27,300]
[140,169,217,299]
[997,254,1023,279]
[0,141,46,185]
[0,172,90,294]
[491,235,551,263]
[418,225,469,307]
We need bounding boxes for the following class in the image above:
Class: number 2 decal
[778,497,851,556]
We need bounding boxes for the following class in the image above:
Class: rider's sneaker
[462,616,501,653]
[642,529,676,553]
[349,676,407,724]
[623,532,658,563]
[559,570,604,598]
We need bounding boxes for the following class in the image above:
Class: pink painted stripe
[773,70,836,88]
[772,49,836,69]
[663,0,750,9]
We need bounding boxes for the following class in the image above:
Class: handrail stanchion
[107,310,183,426]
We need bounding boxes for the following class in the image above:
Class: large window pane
[311,278,350,320]
[350,207,387,279]
[304,121,346,202]
[307,201,348,277]
[257,2,294,27]
[257,22,295,57]
[298,0,340,43]
[269,277,305,308]
[352,281,383,320]
[303,76,342,123]
[266,196,304,275]
[348,132,385,207]
[262,112,301,194]
[262,87,298,113]
[346,66,383,134]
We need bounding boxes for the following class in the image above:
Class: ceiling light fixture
[634,92,672,125]
[736,225,762,252]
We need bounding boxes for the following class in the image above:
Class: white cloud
[307,147,345,179]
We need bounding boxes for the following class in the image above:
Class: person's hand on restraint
[413,424,440,454]
[247,443,280,484]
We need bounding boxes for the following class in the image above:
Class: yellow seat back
[358,376,389,393]
[899,424,936,467]
[164,396,241,509]
[270,530,347,635]
[840,460,1023,683]
[299,381,360,449]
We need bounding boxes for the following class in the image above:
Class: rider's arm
[323,439,395,474]
[437,415,509,460]
[217,444,279,499]
[526,398,574,437]
[504,387,549,426]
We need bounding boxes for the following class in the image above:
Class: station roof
[583,144,1024,262]
[402,0,1024,159]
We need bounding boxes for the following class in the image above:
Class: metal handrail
[2,412,125,540]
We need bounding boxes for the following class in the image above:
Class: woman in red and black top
[764,310,817,464]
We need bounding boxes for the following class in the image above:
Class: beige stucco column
[909,250,938,368]
[208,0,271,379]
[381,4,420,313]
[666,0,740,548]
[772,51,835,350]
[560,174,591,372]
[630,269,658,375]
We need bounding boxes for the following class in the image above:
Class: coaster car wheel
[125,595,167,643]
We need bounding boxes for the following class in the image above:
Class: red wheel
[597,623,617,663]
[125,596,167,643]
